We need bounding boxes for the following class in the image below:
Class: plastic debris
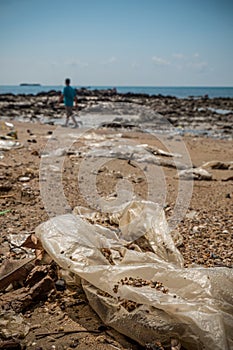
[84,142,188,170]
[35,200,233,350]
[178,167,213,180]
[0,140,22,151]
[18,176,30,182]
[202,160,233,170]
[0,121,18,140]
[0,209,11,215]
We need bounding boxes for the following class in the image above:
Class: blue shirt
[63,86,76,107]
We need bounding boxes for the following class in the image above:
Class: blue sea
[0,85,233,99]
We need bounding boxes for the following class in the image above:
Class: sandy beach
[0,91,232,350]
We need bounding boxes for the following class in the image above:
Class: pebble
[222,230,229,234]
[70,339,79,348]
[192,226,199,233]
[18,176,30,182]
[55,279,66,291]
[186,210,197,219]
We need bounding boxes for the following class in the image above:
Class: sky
[0,0,233,86]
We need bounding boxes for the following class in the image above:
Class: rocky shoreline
[0,88,233,138]
[0,89,233,350]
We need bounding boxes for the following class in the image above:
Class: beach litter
[0,121,18,140]
[202,160,233,170]
[0,209,11,215]
[82,141,189,170]
[35,200,233,350]
[177,167,213,180]
[0,140,22,151]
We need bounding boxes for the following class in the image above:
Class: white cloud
[152,56,170,65]
[170,53,209,73]
[50,59,89,68]
[187,61,208,72]
[101,56,117,65]
[131,62,140,69]
[66,60,89,67]
[172,53,186,59]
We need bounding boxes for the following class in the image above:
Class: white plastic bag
[35,200,233,350]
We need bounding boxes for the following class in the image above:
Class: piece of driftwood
[36,329,101,339]
[0,276,54,313]
[222,175,233,182]
[0,258,36,291]
[28,263,58,287]
[0,194,15,199]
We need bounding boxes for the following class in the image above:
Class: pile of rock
[0,88,232,138]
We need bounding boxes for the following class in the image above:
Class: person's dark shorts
[65,106,73,117]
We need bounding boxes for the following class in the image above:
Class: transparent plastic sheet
[0,140,22,150]
[35,200,233,350]
[82,142,187,170]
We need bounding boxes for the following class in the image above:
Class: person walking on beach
[58,78,78,127]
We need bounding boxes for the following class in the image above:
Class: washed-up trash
[84,142,188,170]
[0,140,22,151]
[0,265,55,313]
[18,176,31,182]
[41,148,67,158]
[0,258,35,291]
[0,121,18,140]
[222,175,233,182]
[4,122,14,129]
[0,209,11,215]
[7,233,38,258]
[35,200,233,350]
[177,167,213,180]
[146,145,182,158]
[202,160,233,170]
[83,132,123,142]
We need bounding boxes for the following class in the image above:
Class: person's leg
[65,106,72,126]
[71,112,78,127]
[65,116,69,126]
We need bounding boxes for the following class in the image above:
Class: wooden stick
[36,329,101,339]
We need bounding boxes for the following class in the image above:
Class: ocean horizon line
[1,84,233,88]
[1,85,233,99]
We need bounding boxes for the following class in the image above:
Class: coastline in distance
[19,83,41,86]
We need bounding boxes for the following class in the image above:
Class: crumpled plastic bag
[35,200,233,350]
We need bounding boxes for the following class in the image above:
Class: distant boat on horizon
[19,83,41,86]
